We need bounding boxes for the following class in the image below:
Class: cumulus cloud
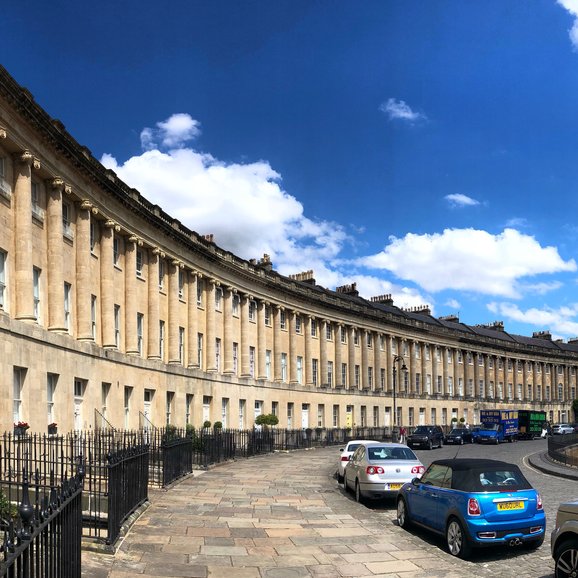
[558,0,578,49]
[140,113,201,150]
[445,298,461,309]
[505,217,529,228]
[445,193,480,208]
[487,301,578,337]
[379,98,426,122]
[102,113,356,290]
[359,228,576,298]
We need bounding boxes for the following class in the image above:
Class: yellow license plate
[497,501,524,511]
[388,483,403,490]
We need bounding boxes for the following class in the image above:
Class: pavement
[81,446,570,578]
[527,447,578,481]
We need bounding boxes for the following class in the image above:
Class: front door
[301,404,309,428]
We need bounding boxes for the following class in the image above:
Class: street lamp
[392,355,408,429]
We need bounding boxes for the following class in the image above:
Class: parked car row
[335,433,578,575]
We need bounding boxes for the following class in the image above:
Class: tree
[255,414,279,428]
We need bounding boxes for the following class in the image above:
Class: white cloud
[445,193,480,208]
[558,0,578,49]
[140,113,201,150]
[359,228,576,298]
[445,298,461,309]
[487,301,578,337]
[505,217,529,228]
[102,114,353,289]
[379,98,426,122]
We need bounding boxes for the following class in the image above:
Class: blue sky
[5,1,578,338]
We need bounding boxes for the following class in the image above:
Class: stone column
[493,356,499,398]
[257,300,267,379]
[240,294,251,377]
[319,320,328,386]
[273,305,282,382]
[420,342,427,395]
[385,334,393,392]
[124,235,140,354]
[13,151,36,321]
[532,362,538,401]
[101,220,118,348]
[453,349,459,397]
[223,287,234,374]
[374,332,382,390]
[77,200,95,340]
[522,360,528,401]
[335,325,343,387]
[361,329,369,389]
[431,344,438,394]
[289,311,298,384]
[205,280,217,371]
[408,341,416,394]
[304,316,312,385]
[348,326,356,389]
[473,353,480,398]
[46,177,66,332]
[147,248,161,359]
[484,354,491,398]
[187,271,199,367]
[442,347,449,395]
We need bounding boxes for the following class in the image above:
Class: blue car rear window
[453,467,532,492]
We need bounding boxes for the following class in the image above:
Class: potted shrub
[14,421,30,437]
[213,421,223,430]
[203,420,212,430]
[48,422,58,435]
[255,414,279,429]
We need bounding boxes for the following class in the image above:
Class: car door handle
[428,493,439,498]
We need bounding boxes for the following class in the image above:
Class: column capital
[128,234,143,246]
[209,278,220,286]
[243,292,254,301]
[227,286,237,294]
[152,246,165,257]
[14,150,35,166]
[0,126,6,139]
[80,199,93,211]
[104,219,120,232]
[171,259,183,268]
[49,177,65,192]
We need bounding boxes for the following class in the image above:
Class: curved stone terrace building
[0,65,574,434]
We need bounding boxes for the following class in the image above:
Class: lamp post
[392,355,408,430]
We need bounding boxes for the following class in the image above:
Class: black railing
[548,433,578,467]
[0,465,84,577]
[106,444,149,545]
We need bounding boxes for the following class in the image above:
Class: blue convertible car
[396,458,545,559]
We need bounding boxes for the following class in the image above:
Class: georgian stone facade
[0,65,574,433]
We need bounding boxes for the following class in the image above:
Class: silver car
[551,499,578,577]
[552,424,575,435]
[336,439,379,483]
[344,442,424,502]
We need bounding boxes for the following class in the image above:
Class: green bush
[203,420,212,429]
[255,414,279,427]
[213,421,223,429]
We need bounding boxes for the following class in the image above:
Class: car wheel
[355,480,363,504]
[446,517,472,559]
[397,497,411,529]
[554,539,578,577]
[460,439,464,445]
[428,440,433,450]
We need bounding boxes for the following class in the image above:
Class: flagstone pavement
[81,446,554,578]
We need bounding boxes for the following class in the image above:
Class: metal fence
[0,465,84,577]
[547,432,578,467]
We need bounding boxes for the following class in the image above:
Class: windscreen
[367,446,417,461]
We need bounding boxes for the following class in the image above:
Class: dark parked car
[406,425,445,450]
[397,458,546,559]
[445,428,474,445]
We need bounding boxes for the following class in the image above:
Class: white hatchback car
[553,424,575,435]
[336,439,379,483]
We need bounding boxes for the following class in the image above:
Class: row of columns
[8,147,577,402]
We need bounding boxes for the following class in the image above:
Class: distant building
[0,65,574,433]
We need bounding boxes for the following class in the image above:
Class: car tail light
[537,493,543,511]
[341,456,350,462]
[468,498,481,516]
[411,466,425,475]
[366,466,384,475]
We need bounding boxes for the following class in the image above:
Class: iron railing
[0,465,84,577]
[548,432,578,467]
